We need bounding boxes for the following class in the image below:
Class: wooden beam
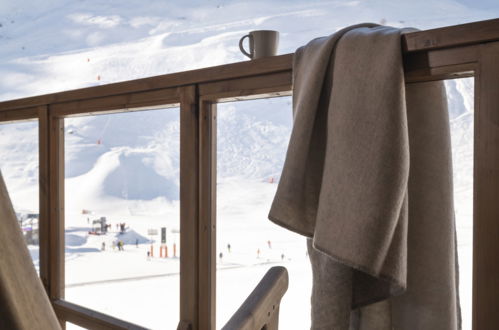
[51,87,179,118]
[0,107,38,123]
[221,267,289,330]
[52,300,148,330]
[179,85,200,329]
[404,45,478,83]
[199,71,292,102]
[472,41,499,330]
[403,18,499,52]
[198,101,217,330]
[0,55,293,112]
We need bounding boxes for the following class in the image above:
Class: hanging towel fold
[268,25,461,329]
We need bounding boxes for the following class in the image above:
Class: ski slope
[1,0,498,329]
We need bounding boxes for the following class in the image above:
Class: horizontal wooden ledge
[0,54,293,112]
[52,299,148,330]
[51,87,180,118]
[0,106,38,123]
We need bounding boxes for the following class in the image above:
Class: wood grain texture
[221,267,288,330]
[472,41,499,330]
[198,101,217,330]
[53,300,147,330]
[180,85,199,329]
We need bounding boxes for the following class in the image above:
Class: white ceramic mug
[239,30,279,59]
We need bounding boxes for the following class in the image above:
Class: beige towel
[0,171,61,330]
[269,25,461,329]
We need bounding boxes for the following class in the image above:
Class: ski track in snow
[1,1,497,329]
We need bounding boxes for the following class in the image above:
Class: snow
[1,0,497,329]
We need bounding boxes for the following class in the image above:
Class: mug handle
[239,34,252,59]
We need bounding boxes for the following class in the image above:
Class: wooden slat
[0,107,38,123]
[404,18,499,52]
[404,45,479,83]
[472,41,499,330]
[427,45,479,68]
[179,85,200,329]
[51,87,179,117]
[39,107,66,328]
[405,63,476,83]
[198,101,217,330]
[221,267,288,330]
[0,54,293,112]
[48,111,65,301]
[52,300,148,330]
[199,71,292,102]
[38,106,50,293]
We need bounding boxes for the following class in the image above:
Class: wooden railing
[0,18,498,330]
[221,267,288,330]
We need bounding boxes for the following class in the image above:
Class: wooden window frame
[0,18,498,330]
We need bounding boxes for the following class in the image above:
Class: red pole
[173,243,177,257]
[165,245,169,258]
[150,244,154,257]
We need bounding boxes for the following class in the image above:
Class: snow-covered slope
[0,0,490,213]
[0,1,496,329]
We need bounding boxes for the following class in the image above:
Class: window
[64,108,181,329]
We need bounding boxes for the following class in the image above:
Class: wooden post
[39,106,65,328]
[198,100,217,330]
[180,85,200,329]
[38,105,50,293]
[472,42,499,330]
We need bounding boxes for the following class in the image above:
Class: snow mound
[116,229,149,245]
[102,148,178,201]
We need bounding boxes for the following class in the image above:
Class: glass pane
[0,121,40,273]
[216,96,312,329]
[446,77,474,330]
[64,108,180,329]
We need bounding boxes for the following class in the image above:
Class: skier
[101,242,105,251]
[219,252,223,264]
[136,238,139,248]
[227,243,231,253]
[267,240,272,249]
[257,248,260,259]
